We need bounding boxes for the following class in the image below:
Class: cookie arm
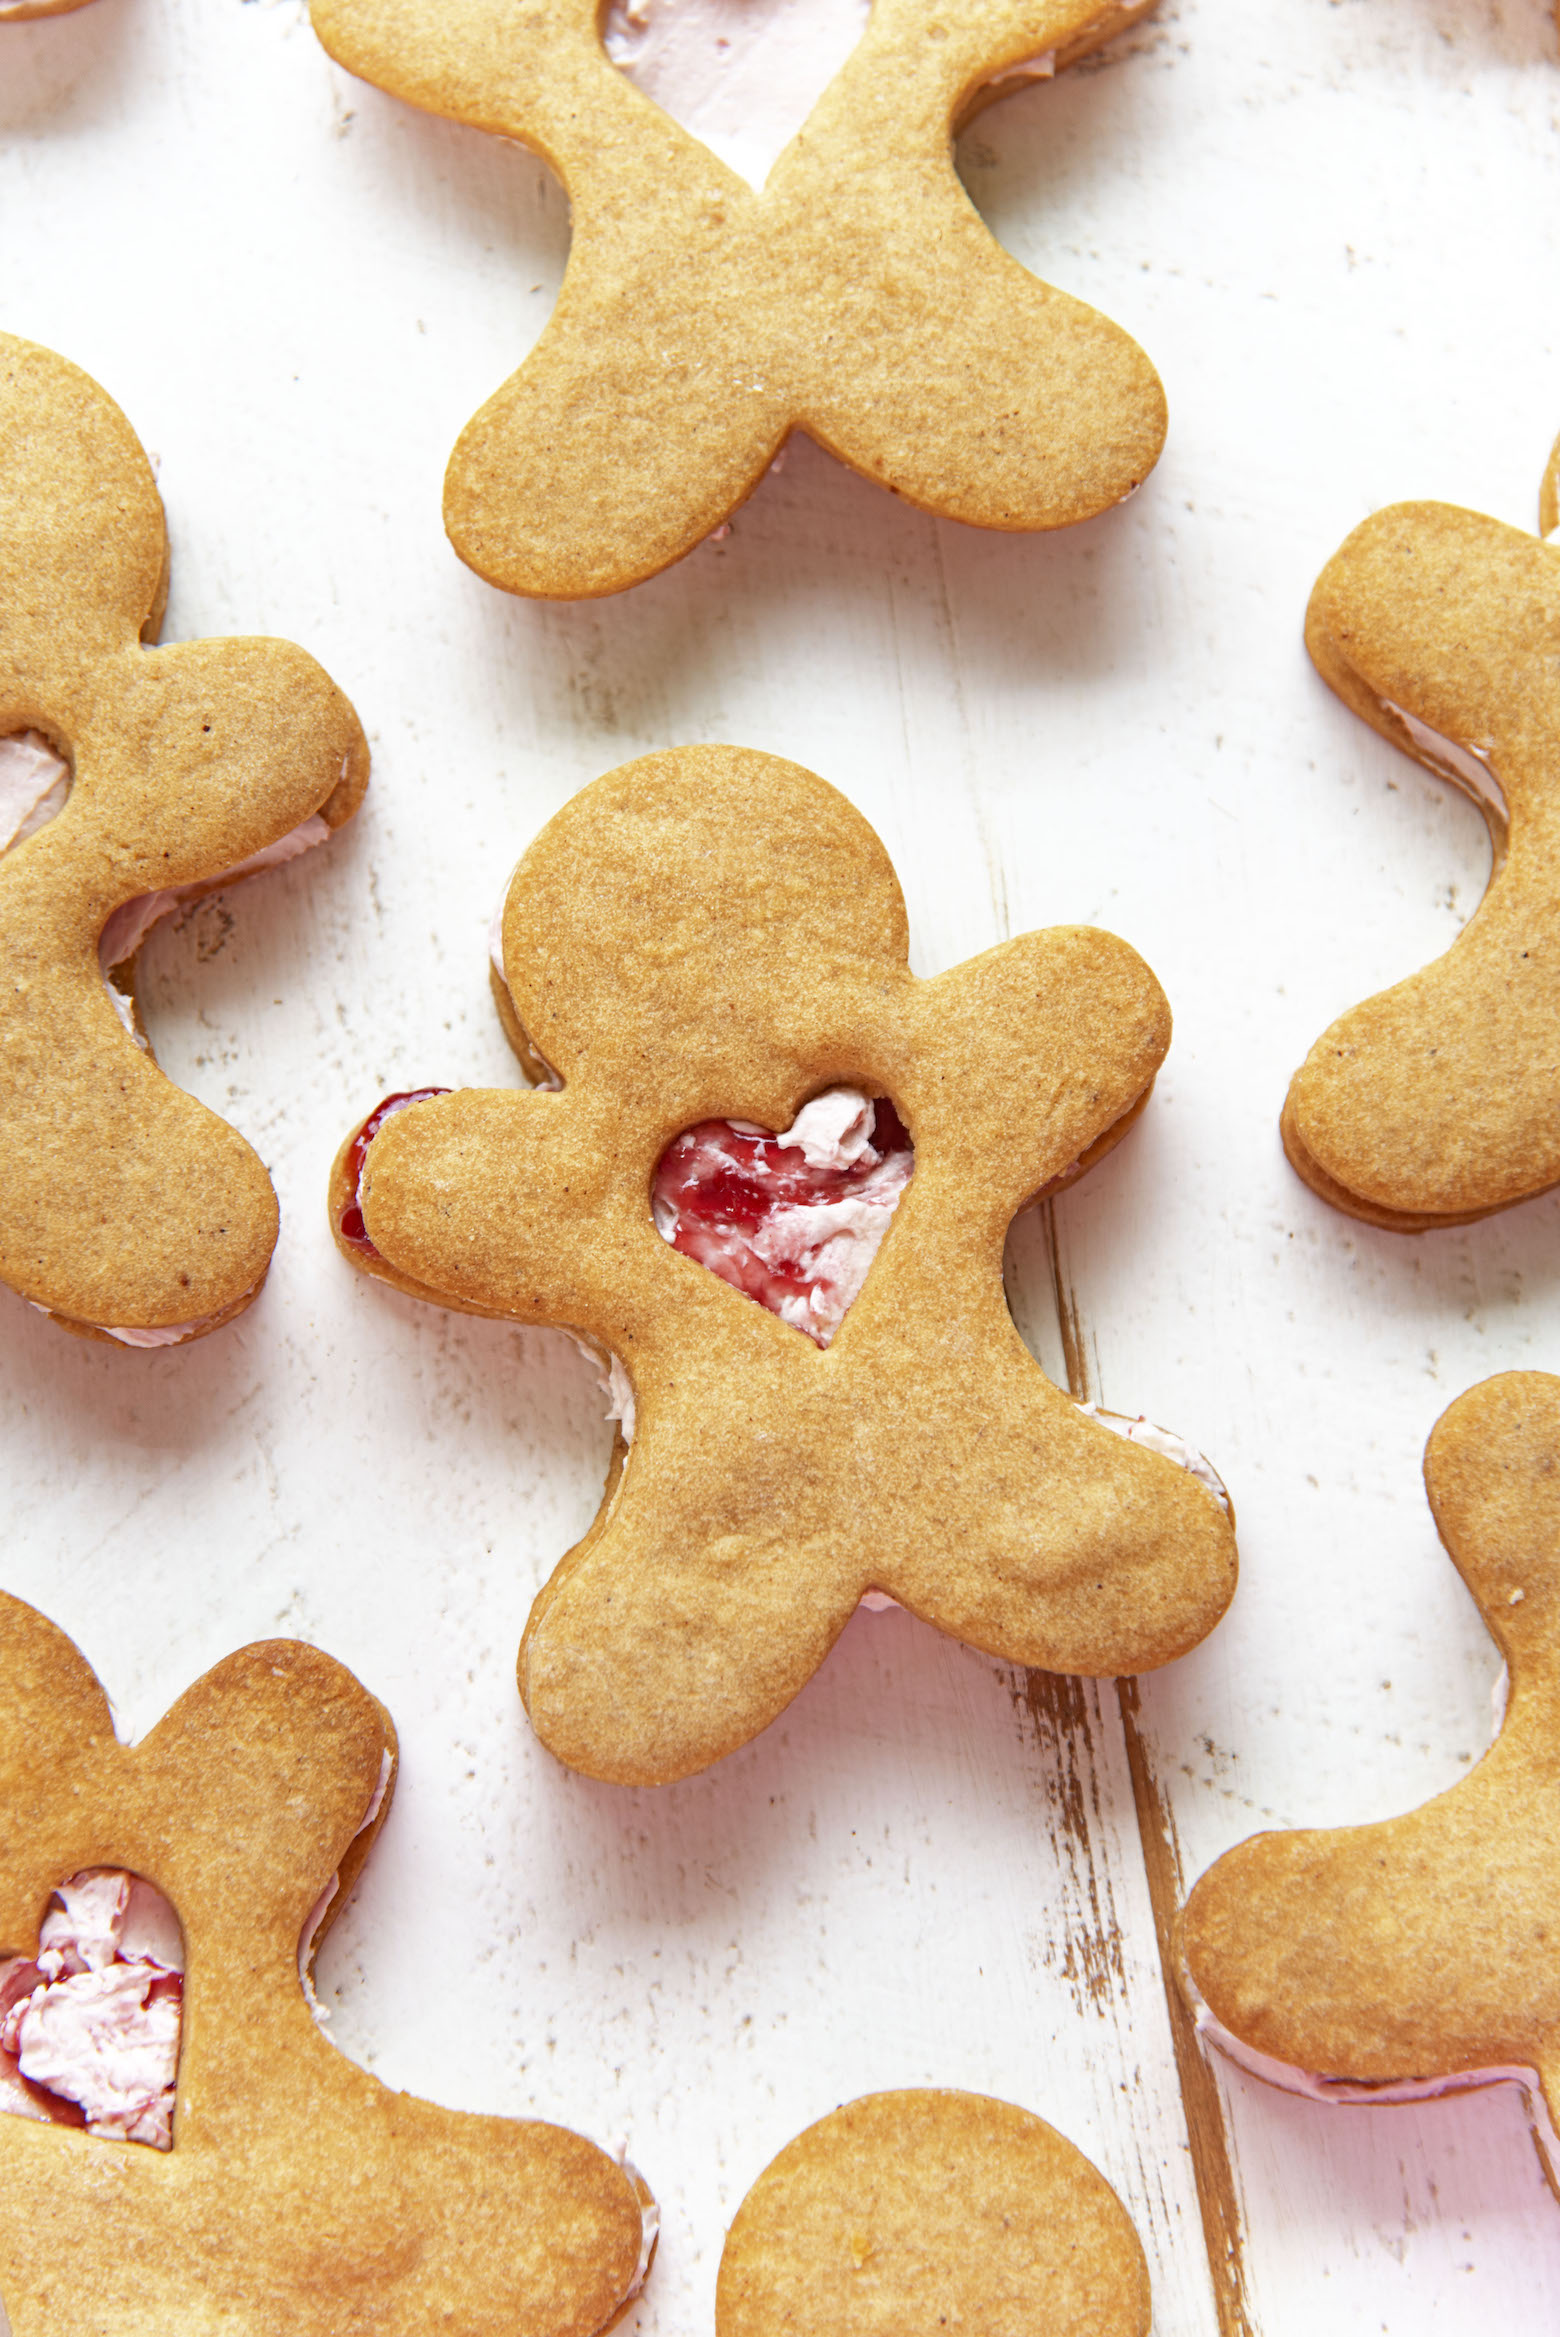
[351,1086,662,1344]
[895,926,1172,1219]
[134,1642,393,1965]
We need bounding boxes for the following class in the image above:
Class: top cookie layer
[335,745,1237,1784]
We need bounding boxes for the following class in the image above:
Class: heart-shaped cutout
[0,1869,183,2149]
[603,0,872,190]
[652,1086,913,1346]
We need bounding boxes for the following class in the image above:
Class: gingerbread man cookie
[1183,1372,1560,2191]
[0,334,368,1346]
[329,746,1237,1786]
[0,1591,656,2337]
[716,2090,1150,2337]
[309,0,1167,599]
[1284,446,1560,1229]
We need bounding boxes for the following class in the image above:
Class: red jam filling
[339,1089,451,1256]
[651,1092,913,1346]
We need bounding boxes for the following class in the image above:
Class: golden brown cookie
[308,0,1168,600]
[1284,449,1560,1230]
[1182,1372,1560,2191]
[0,333,368,1346]
[0,1591,655,2337]
[329,745,1237,1786]
[0,0,95,18]
[715,2090,1151,2337]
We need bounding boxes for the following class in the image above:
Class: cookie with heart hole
[0,333,368,1347]
[1283,446,1560,1230]
[0,1591,656,2337]
[1182,1371,1560,2193]
[716,2089,1150,2337]
[308,0,1167,600]
[329,744,1237,1787]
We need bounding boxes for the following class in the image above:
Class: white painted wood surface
[5,0,1560,2327]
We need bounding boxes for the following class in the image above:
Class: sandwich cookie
[0,1592,656,2337]
[1184,1372,1560,2192]
[309,0,1167,598]
[0,334,367,1347]
[1286,447,1560,1229]
[330,745,1237,1786]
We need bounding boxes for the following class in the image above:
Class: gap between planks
[1038,1196,1258,2337]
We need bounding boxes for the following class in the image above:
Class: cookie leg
[519,1517,863,1785]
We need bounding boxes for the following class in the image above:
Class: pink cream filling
[298,1749,394,2029]
[0,1751,394,2156]
[1190,1981,1560,2182]
[0,1870,184,2149]
[650,1087,915,1348]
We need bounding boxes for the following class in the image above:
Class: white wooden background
[5,1,1560,2328]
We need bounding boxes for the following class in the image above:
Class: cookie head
[715,2090,1151,2337]
[0,333,369,1348]
[1183,1372,1560,2185]
[1285,488,1560,1228]
[311,0,1167,598]
[334,745,1237,1785]
[0,1593,655,2337]
[496,747,909,1107]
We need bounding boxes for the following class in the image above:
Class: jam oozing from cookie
[651,1087,913,1346]
[339,1089,453,1256]
[0,1869,184,2149]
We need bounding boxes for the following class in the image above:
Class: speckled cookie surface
[1285,460,1560,1230]
[309,0,1167,599]
[1183,1372,1560,2189]
[0,333,368,1343]
[716,2090,1151,2337]
[330,745,1237,1786]
[0,1592,651,2337]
